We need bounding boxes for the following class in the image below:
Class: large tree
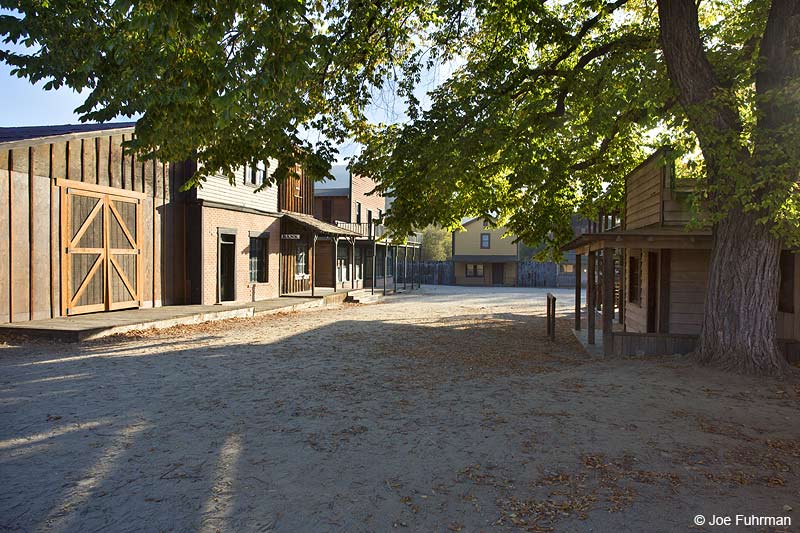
[354,0,800,375]
[2,0,798,374]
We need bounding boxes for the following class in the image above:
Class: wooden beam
[312,234,317,297]
[587,250,596,344]
[574,253,582,330]
[603,248,615,337]
[659,249,671,333]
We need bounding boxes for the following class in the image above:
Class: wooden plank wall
[624,159,663,230]
[624,248,647,333]
[778,251,800,341]
[0,131,184,324]
[669,249,709,335]
[279,221,313,294]
[278,168,314,214]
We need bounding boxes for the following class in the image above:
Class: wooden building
[278,169,363,295]
[0,123,185,323]
[452,218,519,286]
[312,167,421,294]
[564,148,799,358]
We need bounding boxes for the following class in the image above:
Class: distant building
[452,218,518,286]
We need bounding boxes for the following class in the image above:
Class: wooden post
[383,243,388,296]
[587,250,596,344]
[312,234,317,297]
[618,250,625,325]
[371,240,376,295]
[351,238,356,290]
[393,245,398,293]
[603,248,614,341]
[575,253,582,330]
[333,236,338,293]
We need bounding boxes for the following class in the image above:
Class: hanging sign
[281,234,301,240]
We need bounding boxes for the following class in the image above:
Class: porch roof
[561,225,712,254]
[281,211,361,237]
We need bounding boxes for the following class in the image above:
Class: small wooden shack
[563,148,799,358]
[0,124,185,323]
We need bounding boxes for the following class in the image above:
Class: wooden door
[646,252,659,333]
[219,233,236,302]
[492,263,504,285]
[61,182,142,316]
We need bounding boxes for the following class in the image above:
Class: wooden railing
[334,221,421,244]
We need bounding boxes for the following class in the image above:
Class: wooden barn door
[61,183,142,316]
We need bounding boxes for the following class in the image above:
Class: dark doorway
[646,251,658,333]
[492,263,505,285]
[219,233,236,302]
[322,198,333,222]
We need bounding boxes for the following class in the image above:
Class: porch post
[351,238,356,290]
[574,253,582,330]
[587,250,596,344]
[333,236,338,293]
[371,240,377,295]
[603,247,614,343]
[312,234,318,297]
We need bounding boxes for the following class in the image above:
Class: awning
[562,226,712,253]
[281,211,361,237]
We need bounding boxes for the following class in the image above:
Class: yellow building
[452,218,519,286]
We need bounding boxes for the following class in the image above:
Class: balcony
[334,221,421,244]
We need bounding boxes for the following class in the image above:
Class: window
[561,264,574,274]
[779,251,795,313]
[295,244,308,277]
[367,209,373,227]
[628,254,641,304]
[387,247,394,276]
[480,233,491,249]
[466,264,484,278]
[356,202,362,224]
[250,164,258,185]
[249,237,268,283]
[378,208,383,221]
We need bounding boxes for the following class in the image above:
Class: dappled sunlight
[0,419,112,451]
[38,422,148,532]
[200,432,243,533]
[5,372,92,386]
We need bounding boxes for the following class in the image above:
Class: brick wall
[351,174,386,222]
[200,206,281,305]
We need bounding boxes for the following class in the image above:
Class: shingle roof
[0,122,137,144]
[280,211,361,236]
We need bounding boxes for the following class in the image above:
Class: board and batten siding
[0,129,183,324]
[194,158,279,213]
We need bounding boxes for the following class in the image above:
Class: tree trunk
[696,211,787,375]
[657,0,792,375]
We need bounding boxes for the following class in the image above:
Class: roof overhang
[453,254,518,263]
[562,228,712,254]
[280,211,361,237]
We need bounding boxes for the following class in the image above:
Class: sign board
[281,234,301,240]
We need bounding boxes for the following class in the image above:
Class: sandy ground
[1,285,799,533]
